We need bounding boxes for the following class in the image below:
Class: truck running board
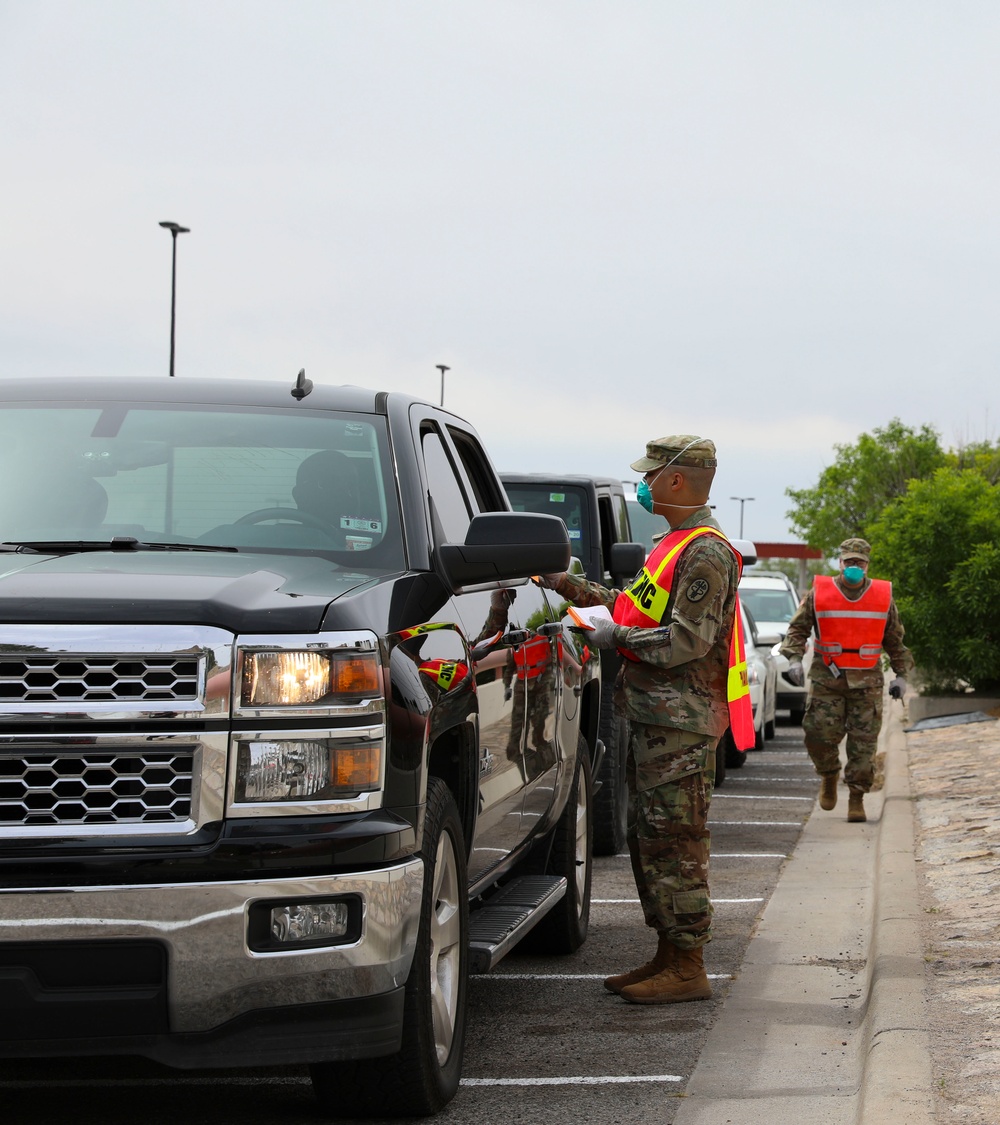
[468,876,567,974]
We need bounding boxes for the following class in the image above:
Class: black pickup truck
[500,474,645,854]
[0,376,602,1117]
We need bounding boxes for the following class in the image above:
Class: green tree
[785,420,946,554]
[870,468,1000,691]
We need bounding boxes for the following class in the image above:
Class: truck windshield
[0,400,405,571]
[504,484,590,565]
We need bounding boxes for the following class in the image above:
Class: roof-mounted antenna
[291,368,313,400]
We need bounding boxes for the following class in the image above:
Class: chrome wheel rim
[573,768,590,909]
[430,829,462,1065]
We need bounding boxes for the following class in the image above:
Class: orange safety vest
[813,575,891,669]
[513,635,551,679]
[612,526,754,751]
[417,659,470,692]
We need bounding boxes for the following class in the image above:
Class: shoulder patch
[686,578,710,602]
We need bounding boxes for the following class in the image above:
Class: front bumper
[0,860,423,1067]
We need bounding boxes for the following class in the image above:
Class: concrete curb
[854,705,934,1122]
[672,703,933,1124]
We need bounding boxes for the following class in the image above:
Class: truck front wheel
[310,776,469,1117]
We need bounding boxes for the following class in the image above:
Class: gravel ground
[907,708,1000,1123]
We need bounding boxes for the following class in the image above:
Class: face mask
[842,565,866,585]
[636,478,655,512]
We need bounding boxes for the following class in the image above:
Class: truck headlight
[242,650,380,707]
[234,738,381,802]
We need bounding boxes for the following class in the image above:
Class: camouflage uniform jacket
[552,508,739,737]
[779,577,914,690]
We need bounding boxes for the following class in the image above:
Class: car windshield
[0,399,405,572]
[504,484,590,563]
[739,586,798,625]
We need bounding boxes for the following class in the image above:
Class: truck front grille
[0,656,200,704]
[0,751,195,826]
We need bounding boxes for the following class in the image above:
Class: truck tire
[721,728,746,772]
[593,689,628,855]
[310,777,469,1117]
[525,736,593,954]
[714,734,727,788]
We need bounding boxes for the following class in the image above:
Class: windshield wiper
[0,538,238,555]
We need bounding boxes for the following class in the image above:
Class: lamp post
[730,496,755,538]
[436,364,450,407]
[159,221,190,377]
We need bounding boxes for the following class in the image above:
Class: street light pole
[730,496,755,538]
[159,221,190,377]
[436,364,450,407]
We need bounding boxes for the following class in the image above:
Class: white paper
[565,604,613,630]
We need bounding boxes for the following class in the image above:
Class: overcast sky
[2,1,997,542]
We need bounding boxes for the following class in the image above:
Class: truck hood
[0,550,379,634]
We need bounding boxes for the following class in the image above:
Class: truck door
[417,420,527,883]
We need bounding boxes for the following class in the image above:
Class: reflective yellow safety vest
[813,575,891,670]
[613,525,754,751]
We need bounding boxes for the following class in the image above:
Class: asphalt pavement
[674,697,936,1125]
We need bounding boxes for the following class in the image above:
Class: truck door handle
[534,621,563,637]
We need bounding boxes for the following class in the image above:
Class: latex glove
[585,616,620,649]
[888,677,907,700]
[785,661,805,687]
[533,573,565,590]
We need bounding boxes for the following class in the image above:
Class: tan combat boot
[847,789,866,822]
[819,771,840,811]
[604,933,674,994]
[619,945,712,1005]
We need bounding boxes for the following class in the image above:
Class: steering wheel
[233,507,333,531]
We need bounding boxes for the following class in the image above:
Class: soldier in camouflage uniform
[539,435,739,1005]
[779,537,913,823]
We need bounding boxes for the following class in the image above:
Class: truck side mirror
[439,512,570,590]
[610,541,645,585]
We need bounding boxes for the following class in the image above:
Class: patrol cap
[630,435,718,473]
[839,537,871,562]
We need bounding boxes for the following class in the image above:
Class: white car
[738,571,811,723]
[723,603,779,771]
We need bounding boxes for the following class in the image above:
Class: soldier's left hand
[888,676,907,700]
[585,616,619,649]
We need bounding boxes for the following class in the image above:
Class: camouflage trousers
[625,721,718,950]
[802,676,883,792]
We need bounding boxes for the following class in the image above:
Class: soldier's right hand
[532,573,565,590]
[786,661,805,687]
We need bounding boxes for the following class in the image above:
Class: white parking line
[462,1075,684,1086]
[712,852,788,858]
[476,972,733,981]
[727,776,814,782]
[592,897,763,904]
[712,793,813,800]
[613,849,789,858]
[710,820,804,826]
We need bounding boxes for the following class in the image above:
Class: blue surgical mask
[842,565,865,584]
[637,479,655,512]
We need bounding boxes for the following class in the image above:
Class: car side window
[447,426,506,513]
[598,495,615,575]
[420,425,473,544]
[614,493,630,542]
